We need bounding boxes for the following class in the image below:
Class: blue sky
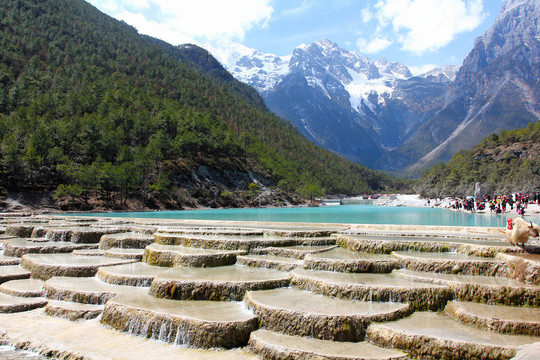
[86,0,506,74]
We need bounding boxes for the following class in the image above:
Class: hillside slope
[0,0,401,210]
[414,122,540,198]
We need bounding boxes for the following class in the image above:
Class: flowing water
[66,205,540,227]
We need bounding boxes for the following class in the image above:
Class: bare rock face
[400,0,540,171]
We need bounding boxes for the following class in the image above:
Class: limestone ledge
[392,252,511,277]
[5,225,35,238]
[497,253,540,285]
[45,300,103,321]
[142,245,245,268]
[248,329,408,360]
[153,233,335,252]
[97,268,156,287]
[303,257,398,273]
[291,272,453,311]
[150,277,290,301]
[367,323,518,360]
[4,242,97,258]
[393,270,540,307]
[101,299,257,348]
[444,302,539,336]
[45,283,117,305]
[98,232,154,250]
[264,229,337,238]
[0,296,48,313]
[244,292,411,342]
[336,235,526,257]
[236,255,302,271]
[256,245,337,260]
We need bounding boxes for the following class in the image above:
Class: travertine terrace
[0,213,539,359]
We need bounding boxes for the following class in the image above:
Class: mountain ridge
[208,0,538,175]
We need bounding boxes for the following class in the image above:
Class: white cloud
[371,0,486,53]
[408,63,438,75]
[357,37,393,53]
[87,0,274,45]
[281,0,313,17]
[361,7,373,23]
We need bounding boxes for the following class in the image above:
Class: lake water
[71,205,540,227]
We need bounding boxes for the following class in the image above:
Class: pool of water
[67,205,540,227]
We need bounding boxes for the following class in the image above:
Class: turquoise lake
[71,205,540,227]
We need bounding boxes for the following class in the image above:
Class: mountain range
[0,0,403,211]
[207,0,539,175]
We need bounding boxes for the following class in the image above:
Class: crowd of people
[448,193,539,215]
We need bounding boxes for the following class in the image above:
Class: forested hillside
[414,122,540,198]
[0,0,402,210]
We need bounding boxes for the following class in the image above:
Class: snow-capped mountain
[208,39,448,167]
[205,0,538,172]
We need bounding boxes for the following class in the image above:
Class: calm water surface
[71,205,540,227]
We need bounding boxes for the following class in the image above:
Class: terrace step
[290,268,453,311]
[304,248,398,273]
[72,249,106,256]
[0,279,45,297]
[236,254,303,271]
[367,311,539,360]
[445,300,540,335]
[101,289,257,348]
[245,287,411,341]
[97,262,165,287]
[337,234,523,257]
[150,265,290,301]
[39,227,127,243]
[0,308,258,359]
[249,329,408,360]
[0,254,20,265]
[45,299,104,321]
[98,232,154,250]
[497,253,540,285]
[4,224,38,238]
[0,265,31,284]
[143,243,244,267]
[392,251,510,276]
[153,233,336,252]
[105,248,144,260]
[20,253,137,280]
[254,245,337,259]
[392,269,540,307]
[3,238,98,257]
[0,292,47,313]
[155,227,265,236]
[44,276,136,304]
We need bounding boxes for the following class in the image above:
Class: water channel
[69,205,540,227]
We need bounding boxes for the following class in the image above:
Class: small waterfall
[174,324,190,346]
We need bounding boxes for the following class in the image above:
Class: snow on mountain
[418,65,460,82]
[206,39,414,110]
[204,42,290,93]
